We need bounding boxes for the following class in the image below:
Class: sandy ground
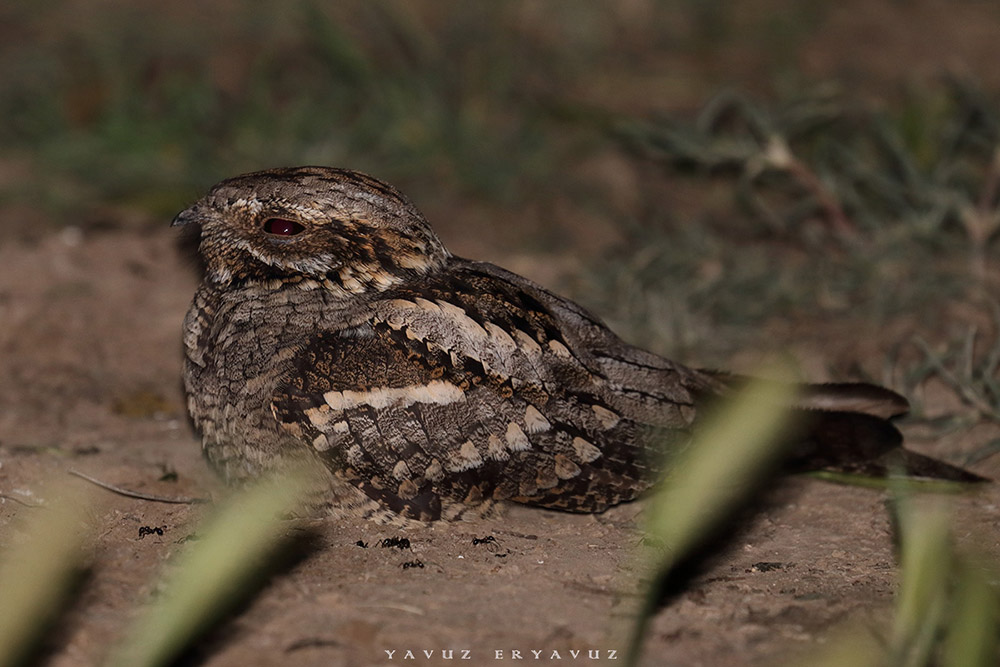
[1,227,998,667]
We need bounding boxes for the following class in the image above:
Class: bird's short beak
[171,207,201,227]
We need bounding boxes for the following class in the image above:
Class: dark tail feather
[703,370,910,419]
[700,371,987,483]
[784,410,987,483]
[794,382,909,420]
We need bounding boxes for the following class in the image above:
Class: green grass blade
[0,482,92,667]
[942,556,1000,667]
[890,495,952,667]
[107,468,313,667]
[790,624,884,667]
[625,372,796,666]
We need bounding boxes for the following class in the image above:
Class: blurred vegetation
[626,371,797,665]
[2,0,711,221]
[591,82,1000,474]
[0,0,848,234]
[581,81,1000,365]
[624,377,1000,667]
[798,493,1000,667]
[0,2,561,215]
[0,469,312,667]
[3,2,1000,369]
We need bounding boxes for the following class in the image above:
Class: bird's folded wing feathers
[269,262,703,516]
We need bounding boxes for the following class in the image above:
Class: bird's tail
[700,371,987,484]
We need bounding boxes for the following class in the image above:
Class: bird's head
[172,167,450,292]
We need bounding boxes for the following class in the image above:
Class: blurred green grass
[0,1,624,220]
[626,370,797,665]
[4,0,1000,444]
[0,469,313,667]
[0,1,839,229]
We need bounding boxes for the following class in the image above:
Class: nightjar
[173,167,983,521]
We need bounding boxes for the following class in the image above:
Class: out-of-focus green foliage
[800,492,999,667]
[616,81,1000,252]
[0,469,311,667]
[625,370,796,666]
[108,468,313,667]
[0,482,92,667]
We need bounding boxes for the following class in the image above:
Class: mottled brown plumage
[174,167,982,522]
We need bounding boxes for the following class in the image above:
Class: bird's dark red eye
[263,218,305,236]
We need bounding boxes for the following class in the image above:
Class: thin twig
[0,493,45,508]
[68,470,210,505]
[353,602,425,615]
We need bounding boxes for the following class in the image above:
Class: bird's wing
[271,260,703,518]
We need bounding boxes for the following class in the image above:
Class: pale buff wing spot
[524,405,551,433]
[283,422,304,437]
[396,253,429,271]
[392,460,412,480]
[371,269,398,289]
[505,422,531,452]
[484,321,517,352]
[591,404,621,429]
[435,298,468,320]
[384,297,417,310]
[413,297,441,312]
[338,269,365,294]
[486,434,509,461]
[512,328,542,355]
[554,454,581,480]
[332,420,350,434]
[397,479,419,500]
[306,406,332,428]
[463,485,484,505]
[572,436,602,463]
[447,439,484,472]
[311,433,330,452]
[323,380,465,411]
[548,339,572,358]
[436,299,490,338]
[424,458,445,482]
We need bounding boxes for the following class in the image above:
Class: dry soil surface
[1,227,998,667]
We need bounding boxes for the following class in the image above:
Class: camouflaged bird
[173,167,983,521]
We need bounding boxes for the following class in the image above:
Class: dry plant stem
[785,154,858,240]
[913,339,1000,422]
[969,145,1000,283]
[0,494,44,508]
[975,146,1000,228]
[67,470,209,505]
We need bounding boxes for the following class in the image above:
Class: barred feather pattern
[175,166,982,523]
